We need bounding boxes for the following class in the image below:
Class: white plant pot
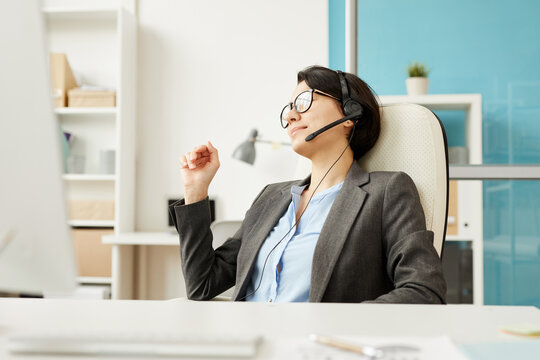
[406,77,429,95]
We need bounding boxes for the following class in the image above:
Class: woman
[170,65,446,303]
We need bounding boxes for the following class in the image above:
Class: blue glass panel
[432,111,466,148]
[484,181,540,306]
[329,0,540,306]
[328,0,345,70]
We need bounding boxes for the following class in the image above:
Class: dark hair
[297,65,380,160]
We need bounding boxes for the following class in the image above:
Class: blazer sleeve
[368,172,447,304]
[169,186,267,300]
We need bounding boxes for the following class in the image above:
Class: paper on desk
[460,341,540,360]
[270,335,468,360]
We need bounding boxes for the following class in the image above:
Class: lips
[289,126,307,137]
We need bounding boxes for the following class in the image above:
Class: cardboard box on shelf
[49,53,78,108]
[72,228,114,277]
[68,88,116,107]
[68,200,115,220]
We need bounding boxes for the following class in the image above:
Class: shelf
[69,220,115,228]
[62,174,116,181]
[102,232,179,246]
[379,94,481,111]
[45,5,137,300]
[42,8,118,21]
[445,236,473,242]
[55,107,117,116]
[449,165,540,180]
[77,276,112,285]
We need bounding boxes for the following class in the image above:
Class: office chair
[358,103,449,257]
[210,220,242,299]
[210,220,242,249]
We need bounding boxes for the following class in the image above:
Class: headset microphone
[304,111,362,142]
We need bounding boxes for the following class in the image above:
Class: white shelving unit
[77,276,113,284]
[68,220,116,228]
[62,174,117,181]
[55,107,117,115]
[44,6,136,299]
[379,94,484,305]
[42,8,119,21]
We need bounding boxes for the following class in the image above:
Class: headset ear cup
[336,70,364,121]
[343,99,363,117]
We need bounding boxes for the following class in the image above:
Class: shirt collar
[283,160,370,196]
[290,181,344,200]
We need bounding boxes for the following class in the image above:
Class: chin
[291,137,314,159]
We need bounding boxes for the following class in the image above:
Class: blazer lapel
[309,161,370,302]
[233,179,306,300]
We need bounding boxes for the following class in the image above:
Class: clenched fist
[179,141,220,204]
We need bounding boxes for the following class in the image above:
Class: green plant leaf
[407,60,430,77]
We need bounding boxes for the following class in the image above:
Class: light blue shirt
[245,181,344,302]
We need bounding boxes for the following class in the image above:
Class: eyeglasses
[280,89,340,128]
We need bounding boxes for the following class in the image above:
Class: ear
[342,120,354,137]
[342,120,355,128]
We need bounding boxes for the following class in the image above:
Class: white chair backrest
[210,220,242,299]
[210,220,242,249]
[358,104,448,256]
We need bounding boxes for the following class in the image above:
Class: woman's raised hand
[180,141,220,204]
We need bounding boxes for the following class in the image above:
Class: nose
[284,107,299,127]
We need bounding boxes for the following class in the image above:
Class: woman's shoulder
[248,179,301,207]
[262,179,302,196]
[363,170,417,192]
[367,170,413,182]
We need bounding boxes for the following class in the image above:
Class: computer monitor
[0,1,77,294]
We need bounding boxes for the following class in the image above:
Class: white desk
[102,232,178,299]
[1,299,539,359]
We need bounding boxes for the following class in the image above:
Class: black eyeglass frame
[280,89,340,128]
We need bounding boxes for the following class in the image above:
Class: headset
[238,70,365,301]
[304,70,364,141]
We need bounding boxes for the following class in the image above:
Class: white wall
[136,0,328,232]
[136,1,328,299]
[45,0,329,299]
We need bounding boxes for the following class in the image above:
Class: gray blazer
[170,161,447,303]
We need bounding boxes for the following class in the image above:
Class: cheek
[313,105,343,127]
[304,113,325,129]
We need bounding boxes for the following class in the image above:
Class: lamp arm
[254,138,291,146]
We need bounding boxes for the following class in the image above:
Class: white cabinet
[43,6,136,298]
[379,94,484,305]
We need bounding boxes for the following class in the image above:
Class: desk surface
[102,231,178,245]
[1,299,539,359]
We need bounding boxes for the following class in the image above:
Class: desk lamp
[232,129,291,165]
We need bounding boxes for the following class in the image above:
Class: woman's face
[284,81,350,159]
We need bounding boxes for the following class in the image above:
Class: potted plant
[406,61,430,95]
